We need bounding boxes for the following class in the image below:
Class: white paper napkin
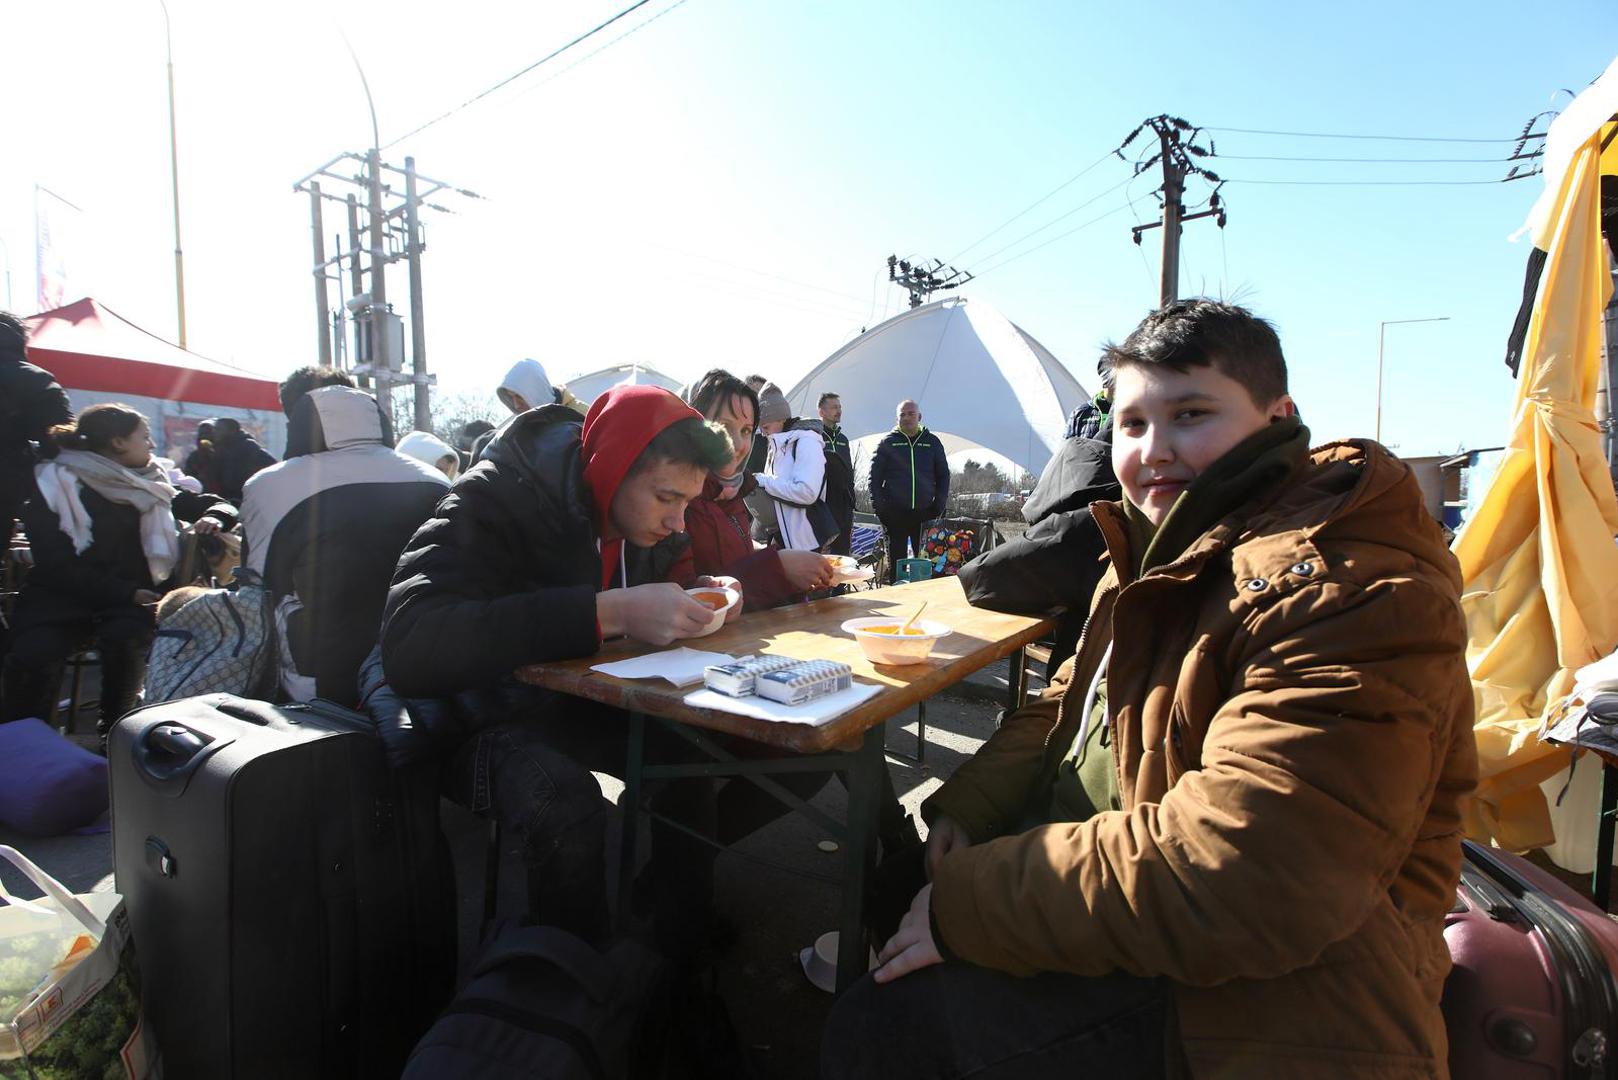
[590,648,735,687]
[682,681,883,727]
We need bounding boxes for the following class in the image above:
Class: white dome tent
[562,362,684,406]
[785,296,1089,476]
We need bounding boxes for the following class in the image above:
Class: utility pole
[1120,115,1224,307]
[294,152,481,431]
[404,157,430,433]
[308,182,331,366]
[887,255,974,308]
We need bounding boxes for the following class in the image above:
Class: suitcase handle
[132,720,233,797]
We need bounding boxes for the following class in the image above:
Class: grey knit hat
[757,383,791,425]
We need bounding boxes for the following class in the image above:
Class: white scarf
[34,450,181,586]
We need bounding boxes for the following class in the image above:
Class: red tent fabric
[23,298,280,411]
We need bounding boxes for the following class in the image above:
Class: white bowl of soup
[840,616,952,665]
[685,586,741,636]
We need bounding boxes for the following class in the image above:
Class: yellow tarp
[1455,125,1618,850]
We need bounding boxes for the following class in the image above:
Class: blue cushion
[0,719,109,836]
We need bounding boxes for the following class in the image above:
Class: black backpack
[403,926,666,1079]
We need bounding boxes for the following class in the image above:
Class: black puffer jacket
[212,431,277,504]
[0,355,72,511]
[16,482,237,628]
[959,427,1120,678]
[379,405,688,741]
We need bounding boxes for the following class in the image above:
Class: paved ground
[2,655,1029,1079]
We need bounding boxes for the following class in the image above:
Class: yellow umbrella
[1455,78,1618,849]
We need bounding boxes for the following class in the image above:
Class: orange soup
[864,624,926,636]
[692,591,731,610]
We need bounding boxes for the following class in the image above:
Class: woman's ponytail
[47,404,145,454]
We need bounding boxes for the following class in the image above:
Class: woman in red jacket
[671,370,833,608]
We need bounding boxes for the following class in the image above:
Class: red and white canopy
[24,297,280,412]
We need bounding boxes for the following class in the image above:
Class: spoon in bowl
[900,600,928,635]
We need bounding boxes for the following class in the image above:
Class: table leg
[1594,762,1618,913]
[1006,645,1027,711]
[836,726,884,992]
[615,712,646,929]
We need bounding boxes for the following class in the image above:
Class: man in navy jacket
[868,399,949,581]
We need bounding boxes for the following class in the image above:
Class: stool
[49,649,100,737]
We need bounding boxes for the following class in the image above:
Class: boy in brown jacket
[823,300,1477,1079]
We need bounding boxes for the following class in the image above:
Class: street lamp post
[1376,316,1450,443]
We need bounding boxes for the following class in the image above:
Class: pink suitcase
[1444,840,1618,1078]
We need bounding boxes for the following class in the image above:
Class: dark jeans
[822,963,1167,1079]
[879,509,931,581]
[442,696,833,950]
[829,839,1168,1078]
[827,499,854,557]
[0,608,154,730]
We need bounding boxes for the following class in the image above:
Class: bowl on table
[826,555,873,584]
[684,586,741,637]
[840,616,952,665]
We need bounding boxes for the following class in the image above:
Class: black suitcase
[109,693,455,1079]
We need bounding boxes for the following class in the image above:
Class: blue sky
[5,1,1616,459]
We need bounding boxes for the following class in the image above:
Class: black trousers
[879,509,931,581]
[1,607,155,729]
[825,845,1167,1079]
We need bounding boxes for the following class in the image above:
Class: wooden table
[517,576,1053,989]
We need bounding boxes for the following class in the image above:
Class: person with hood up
[241,385,450,706]
[209,417,277,504]
[2,404,236,737]
[748,383,837,551]
[823,301,1477,1080]
[380,385,737,944]
[395,429,460,481]
[181,421,220,495]
[0,310,72,540]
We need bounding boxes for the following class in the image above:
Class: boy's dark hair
[1102,299,1287,407]
[279,365,356,416]
[688,369,759,427]
[630,417,734,478]
[817,392,840,408]
[0,311,27,357]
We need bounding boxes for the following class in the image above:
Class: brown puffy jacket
[925,440,1477,1078]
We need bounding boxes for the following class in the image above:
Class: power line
[1206,125,1540,144]
[501,0,690,108]
[969,173,1134,267]
[383,0,664,149]
[947,149,1114,263]
[1213,153,1517,164]
[976,203,1132,277]
[1223,176,1525,187]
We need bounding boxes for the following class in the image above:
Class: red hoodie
[581,385,703,588]
[669,473,799,611]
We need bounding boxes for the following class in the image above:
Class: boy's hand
[779,550,834,592]
[191,518,221,536]
[925,814,973,881]
[873,884,943,984]
[692,575,744,622]
[597,584,713,644]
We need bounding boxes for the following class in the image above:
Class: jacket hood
[581,385,703,534]
[395,430,457,470]
[497,358,554,413]
[787,417,825,437]
[284,385,392,457]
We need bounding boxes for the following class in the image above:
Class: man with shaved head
[868,398,949,581]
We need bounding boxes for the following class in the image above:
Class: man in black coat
[818,392,856,556]
[0,311,72,539]
[381,386,735,943]
[208,417,277,504]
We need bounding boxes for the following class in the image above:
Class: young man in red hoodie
[381,386,738,944]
